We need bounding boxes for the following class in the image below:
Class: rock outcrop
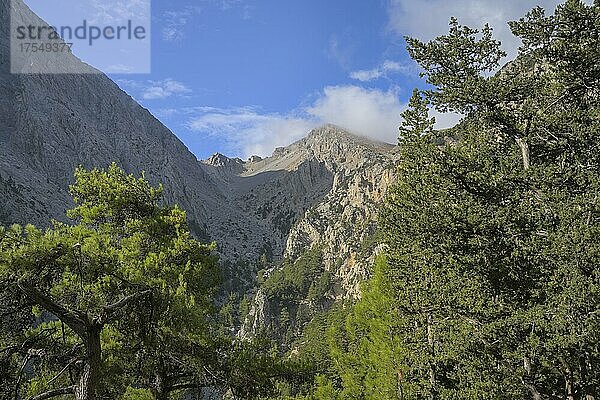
[237,125,399,338]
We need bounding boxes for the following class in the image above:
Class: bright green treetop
[0,163,220,400]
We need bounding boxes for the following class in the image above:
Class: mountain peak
[298,124,396,158]
[306,124,355,140]
[203,153,244,167]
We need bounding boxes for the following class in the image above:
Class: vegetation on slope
[0,164,298,400]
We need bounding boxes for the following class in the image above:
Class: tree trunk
[582,353,596,400]
[516,137,530,170]
[562,360,575,400]
[154,379,168,400]
[74,325,102,400]
[566,380,576,400]
[153,360,169,400]
[396,369,404,400]
[427,313,437,400]
[523,356,542,400]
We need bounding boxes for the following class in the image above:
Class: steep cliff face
[238,125,399,339]
[282,126,397,298]
[198,125,397,269]
[199,149,335,264]
[0,0,219,236]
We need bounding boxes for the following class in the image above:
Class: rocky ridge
[236,126,399,337]
[197,125,398,267]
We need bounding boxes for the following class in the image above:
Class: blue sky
[114,0,423,159]
[27,0,565,159]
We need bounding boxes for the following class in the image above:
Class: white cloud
[217,0,244,11]
[188,108,318,158]
[306,85,404,144]
[117,78,192,100]
[161,6,202,42]
[118,77,464,157]
[159,83,464,158]
[326,36,354,69]
[90,0,150,25]
[142,79,192,100]
[430,109,463,131]
[160,2,251,42]
[388,0,564,60]
[105,64,135,73]
[350,60,415,82]
[185,86,407,157]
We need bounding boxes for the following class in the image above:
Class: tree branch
[47,357,79,386]
[517,138,530,170]
[14,354,31,400]
[17,282,87,336]
[28,386,74,400]
[168,382,208,392]
[99,289,152,324]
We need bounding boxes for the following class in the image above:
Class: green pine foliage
[262,246,326,303]
[0,164,310,400]
[258,246,334,346]
[2,2,600,400]
[398,89,436,143]
[0,164,222,399]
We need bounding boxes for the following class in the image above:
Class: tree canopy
[2,2,600,400]
[1,164,218,399]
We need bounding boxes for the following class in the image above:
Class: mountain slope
[233,126,399,338]
[0,0,218,236]
[199,125,398,266]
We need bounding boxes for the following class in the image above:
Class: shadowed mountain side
[200,160,335,262]
[0,0,218,238]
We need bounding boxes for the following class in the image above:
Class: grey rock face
[0,0,217,236]
[238,126,399,337]
[283,127,398,298]
[247,155,262,163]
[201,125,398,269]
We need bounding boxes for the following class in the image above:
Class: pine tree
[0,164,221,400]
[308,1,600,399]
[398,89,436,143]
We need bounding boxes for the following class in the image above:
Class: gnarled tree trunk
[516,137,530,170]
[522,356,542,400]
[74,324,102,400]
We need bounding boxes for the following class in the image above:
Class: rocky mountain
[201,123,397,271]
[0,0,400,339]
[235,126,398,339]
[0,0,220,238]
